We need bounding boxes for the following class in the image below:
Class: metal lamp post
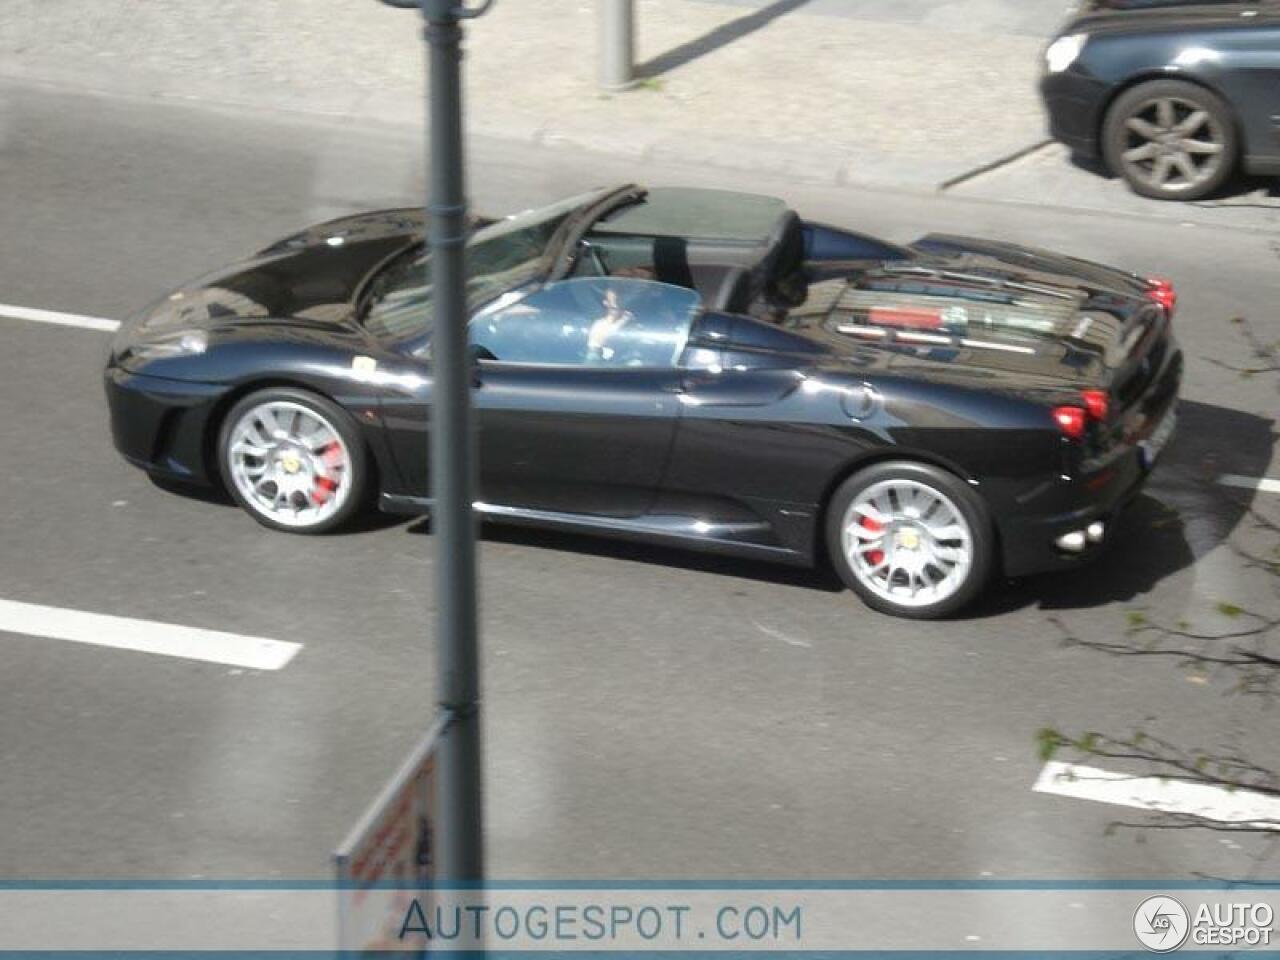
[375,0,492,884]
[599,0,636,91]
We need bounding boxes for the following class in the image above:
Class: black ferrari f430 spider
[106,185,1181,617]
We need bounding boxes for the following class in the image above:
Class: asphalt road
[1,80,1278,883]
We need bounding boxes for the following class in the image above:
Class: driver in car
[586,266,655,364]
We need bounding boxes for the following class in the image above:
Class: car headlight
[116,329,209,365]
[1045,33,1086,73]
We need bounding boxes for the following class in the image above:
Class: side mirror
[467,343,496,387]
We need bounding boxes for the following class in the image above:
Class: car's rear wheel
[1102,79,1236,201]
[217,387,368,534]
[826,461,994,619]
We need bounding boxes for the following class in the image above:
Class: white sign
[334,715,445,952]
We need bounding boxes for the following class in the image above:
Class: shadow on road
[637,0,814,79]
[1188,174,1280,210]
[1068,151,1280,205]
[411,517,846,593]
[148,474,234,505]
[147,474,407,534]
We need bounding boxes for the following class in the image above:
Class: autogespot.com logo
[1133,896,1190,953]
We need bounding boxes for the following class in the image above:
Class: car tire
[1102,78,1237,201]
[825,461,994,620]
[217,387,369,534]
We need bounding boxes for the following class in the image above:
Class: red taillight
[1146,276,1176,313]
[1053,406,1087,441]
[1080,388,1109,422]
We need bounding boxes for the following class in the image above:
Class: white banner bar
[1,888,1278,952]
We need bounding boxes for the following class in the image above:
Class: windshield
[361,190,611,344]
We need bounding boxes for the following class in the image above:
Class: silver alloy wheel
[225,400,353,529]
[841,478,974,609]
[1118,95,1226,195]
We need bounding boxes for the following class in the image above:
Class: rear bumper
[998,454,1152,576]
[998,345,1182,577]
[104,365,226,484]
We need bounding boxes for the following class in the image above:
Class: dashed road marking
[0,598,301,670]
[0,303,119,333]
[1219,474,1280,495]
[1033,761,1280,829]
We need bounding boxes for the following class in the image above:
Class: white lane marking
[0,303,119,332]
[752,620,812,649]
[1219,474,1280,495]
[0,598,300,671]
[1033,761,1280,829]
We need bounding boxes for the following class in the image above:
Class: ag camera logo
[1133,896,1189,953]
[1133,896,1276,952]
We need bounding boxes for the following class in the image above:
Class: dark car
[105,186,1181,618]
[1041,1,1280,199]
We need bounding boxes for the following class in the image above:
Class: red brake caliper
[861,515,885,567]
[311,443,343,505]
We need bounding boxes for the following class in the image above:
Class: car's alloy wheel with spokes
[217,388,368,533]
[826,462,993,619]
[1103,79,1236,201]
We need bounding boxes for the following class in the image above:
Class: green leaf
[1036,728,1062,762]
[1216,602,1243,618]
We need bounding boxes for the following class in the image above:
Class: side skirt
[379,493,811,567]
[1243,153,1280,177]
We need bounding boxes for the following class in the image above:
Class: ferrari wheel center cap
[896,527,922,551]
[279,453,303,475]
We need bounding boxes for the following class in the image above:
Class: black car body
[1041,1,1280,198]
[105,186,1182,617]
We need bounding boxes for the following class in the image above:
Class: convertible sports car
[105,185,1181,618]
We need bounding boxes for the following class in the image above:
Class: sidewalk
[0,0,1049,190]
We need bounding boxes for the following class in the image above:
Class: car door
[653,313,878,557]
[469,277,698,517]
[381,277,698,518]
[1212,18,1280,164]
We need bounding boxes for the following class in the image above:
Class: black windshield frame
[354,185,647,350]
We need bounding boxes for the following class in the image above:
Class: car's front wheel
[826,461,994,619]
[217,387,368,534]
[1102,78,1236,201]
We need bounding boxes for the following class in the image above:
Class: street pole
[598,0,636,91]
[376,0,492,885]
